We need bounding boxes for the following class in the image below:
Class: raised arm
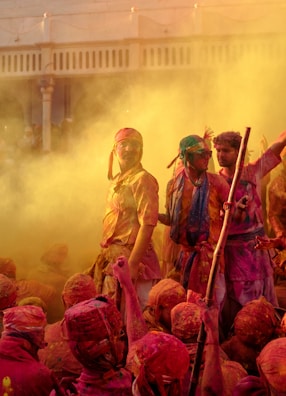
[112,256,148,346]
[269,130,286,158]
[199,302,225,396]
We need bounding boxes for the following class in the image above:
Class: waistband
[227,227,265,242]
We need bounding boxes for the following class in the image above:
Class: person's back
[221,296,280,375]
[39,273,97,388]
[0,337,57,396]
[0,305,62,396]
[0,273,17,337]
[234,337,286,395]
[64,295,133,396]
[143,277,186,333]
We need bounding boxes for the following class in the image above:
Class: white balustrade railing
[0,34,285,78]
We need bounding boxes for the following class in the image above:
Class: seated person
[0,273,17,336]
[234,337,286,395]
[64,295,133,395]
[38,273,97,390]
[221,296,280,375]
[128,330,189,395]
[113,256,247,396]
[142,278,186,333]
[0,305,64,395]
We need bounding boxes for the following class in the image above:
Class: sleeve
[132,171,159,226]
[246,148,281,180]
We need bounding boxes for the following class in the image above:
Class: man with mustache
[94,128,161,314]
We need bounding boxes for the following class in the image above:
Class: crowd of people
[1,126,286,395]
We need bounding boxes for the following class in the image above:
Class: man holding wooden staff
[214,129,286,338]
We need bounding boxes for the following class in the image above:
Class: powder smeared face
[215,141,239,168]
[115,138,142,172]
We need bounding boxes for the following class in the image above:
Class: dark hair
[213,131,242,150]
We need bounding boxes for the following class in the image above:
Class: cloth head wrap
[0,274,17,310]
[3,305,47,348]
[0,257,16,279]
[256,337,286,393]
[114,128,143,145]
[171,301,201,341]
[233,375,267,396]
[64,295,122,343]
[41,243,68,266]
[234,297,278,348]
[108,127,143,180]
[221,360,248,395]
[179,135,209,158]
[147,278,186,322]
[167,134,209,168]
[62,273,97,308]
[17,296,48,314]
[128,331,189,396]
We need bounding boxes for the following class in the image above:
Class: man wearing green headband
[94,128,161,314]
[159,134,230,306]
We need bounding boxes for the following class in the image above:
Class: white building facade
[0,0,286,151]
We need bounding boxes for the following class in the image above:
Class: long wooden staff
[188,126,251,396]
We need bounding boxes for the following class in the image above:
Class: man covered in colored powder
[213,129,286,336]
[64,295,133,396]
[0,305,64,396]
[159,134,230,303]
[38,272,97,391]
[94,127,161,311]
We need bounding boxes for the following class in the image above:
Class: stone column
[40,76,54,152]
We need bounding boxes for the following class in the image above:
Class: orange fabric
[0,257,16,279]
[234,297,278,348]
[257,337,286,393]
[147,278,186,322]
[64,295,122,342]
[171,301,201,341]
[62,273,97,308]
[0,274,17,310]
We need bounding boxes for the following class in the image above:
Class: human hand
[237,195,249,211]
[112,256,133,287]
[260,134,268,152]
[196,300,219,344]
[277,130,286,145]
[203,126,214,142]
[255,236,286,250]
[187,289,203,303]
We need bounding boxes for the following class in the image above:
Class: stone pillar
[23,79,33,129]
[40,76,54,152]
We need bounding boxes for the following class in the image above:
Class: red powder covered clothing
[220,149,280,306]
[222,148,281,237]
[38,320,83,383]
[0,336,59,396]
[74,367,133,396]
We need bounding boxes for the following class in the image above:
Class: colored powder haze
[0,2,285,279]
